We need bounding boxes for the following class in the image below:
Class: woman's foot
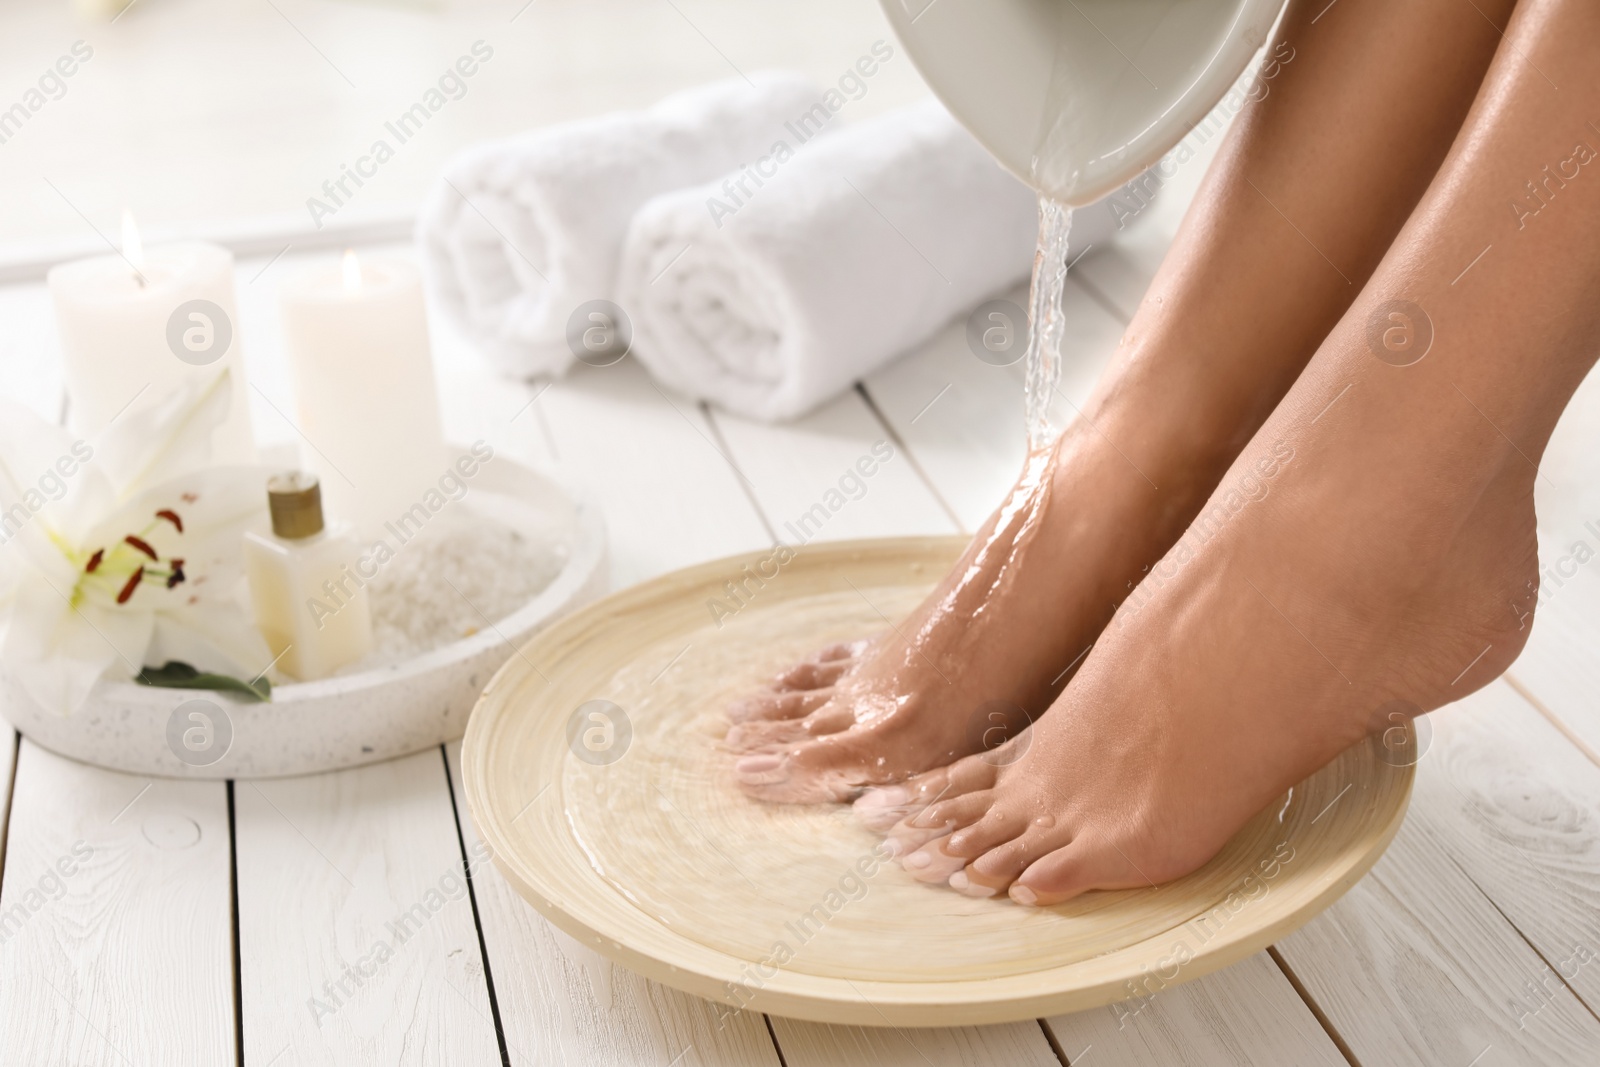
[858,0,1600,906]
[858,387,1541,904]
[857,0,1600,905]
[724,0,1514,806]
[728,425,1222,804]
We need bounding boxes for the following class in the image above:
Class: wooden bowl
[461,536,1413,1026]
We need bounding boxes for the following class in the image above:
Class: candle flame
[342,249,361,294]
[121,209,145,274]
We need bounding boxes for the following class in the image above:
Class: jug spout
[883,0,1289,205]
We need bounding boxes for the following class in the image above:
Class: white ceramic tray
[2,455,607,779]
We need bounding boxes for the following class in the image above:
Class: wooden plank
[858,302,1024,534]
[768,1016,1059,1067]
[521,359,773,590]
[1042,951,1345,1067]
[233,748,500,1065]
[1501,356,1600,758]
[1407,681,1600,1015]
[445,741,784,1067]
[0,731,14,868]
[1275,794,1600,1066]
[709,389,959,542]
[0,740,233,1065]
[860,278,1126,532]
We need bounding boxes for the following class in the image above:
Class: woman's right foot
[727,410,1229,804]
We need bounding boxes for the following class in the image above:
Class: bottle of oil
[243,471,372,681]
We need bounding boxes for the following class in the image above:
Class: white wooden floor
[5,67,1600,1067]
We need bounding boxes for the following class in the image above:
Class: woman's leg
[732,0,1515,803]
[870,0,1600,903]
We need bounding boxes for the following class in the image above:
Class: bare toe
[773,659,853,691]
[944,807,1032,859]
[726,687,833,724]
[1012,835,1139,906]
[724,719,812,752]
[906,752,1003,807]
[734,738,869,803]
[884,789,993,858]
[902,838,969,883]
[962,821,1076,896]
[724,704,857,751]
[910,791,993,835]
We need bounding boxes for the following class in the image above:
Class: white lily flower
[0,370,274,715]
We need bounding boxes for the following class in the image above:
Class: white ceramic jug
[882,0,1289,206]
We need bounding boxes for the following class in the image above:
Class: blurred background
[0,0,931,263]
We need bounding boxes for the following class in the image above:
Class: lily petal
[0,574,153,716]
[95,368,233,500]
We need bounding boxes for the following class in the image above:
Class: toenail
[950,872,999,898]
[940,870,992,895]
[1010,885,1039,906]
[735,754,782,775]
[906,851,932,869]
[882,837,905,857]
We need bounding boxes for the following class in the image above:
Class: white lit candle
[48,211,256,465]
[278,250,445,535]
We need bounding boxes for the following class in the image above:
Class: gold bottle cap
[266,471,325,539]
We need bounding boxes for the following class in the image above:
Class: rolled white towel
[418,72,824,377]
[618,100,1042,422]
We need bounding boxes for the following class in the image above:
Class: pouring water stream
[1021,200,1074,451]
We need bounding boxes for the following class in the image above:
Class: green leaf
[135,660,271,702]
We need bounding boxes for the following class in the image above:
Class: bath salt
[339,512,567,671]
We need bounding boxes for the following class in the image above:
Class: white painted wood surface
[1408,681,1600,1014]
[1275,796,1600,1066]
[1505,353,1600,758]
[0,741,234,1066]
[233,748,500,1065]
[768,1016,1060,1067]
[516,360,773,590]
[0,0,932,251]
[710,389,960,543]
[1042,951,1346,1067]
[0,732,14,857]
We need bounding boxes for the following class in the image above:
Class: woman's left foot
[859,397,1540,905]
